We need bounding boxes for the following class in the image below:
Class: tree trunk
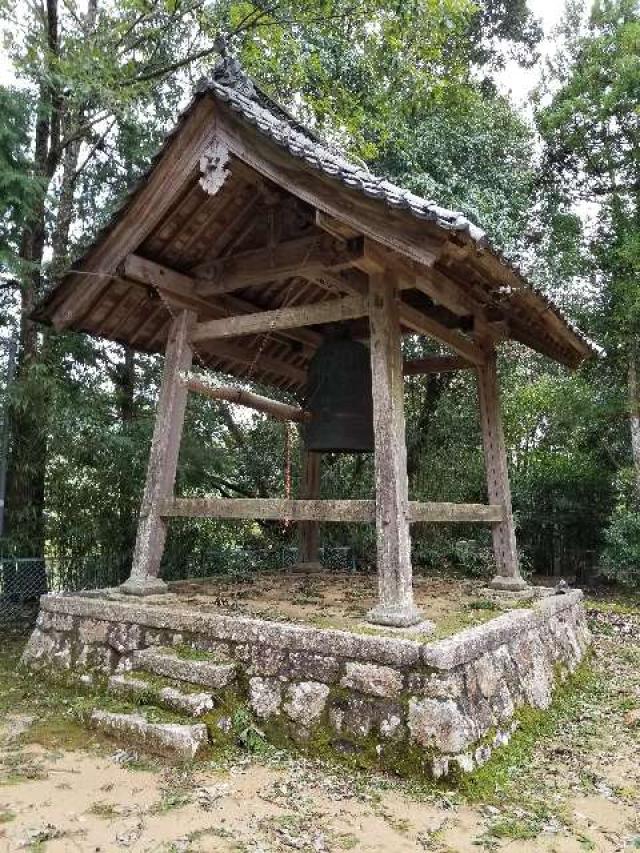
[629,343,640,503]
[5,0,60,574]
[115,347,138,574]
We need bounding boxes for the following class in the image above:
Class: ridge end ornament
[200,139,231,196]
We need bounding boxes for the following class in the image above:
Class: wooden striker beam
[183,374,310,422]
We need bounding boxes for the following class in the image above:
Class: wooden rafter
[215,111,445,270]
[51,98,218,331]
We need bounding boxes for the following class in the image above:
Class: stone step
[132,648,236,689]
[89,709,208,760]
[108,674,215,717]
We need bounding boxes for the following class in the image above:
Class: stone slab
[108,674,215,717]
[37,594,423,667]
[132,648,235,688]
[90,710,208,759]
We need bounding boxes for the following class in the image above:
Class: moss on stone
[457,653,596,802]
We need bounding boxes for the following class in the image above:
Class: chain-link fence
[0,544,358,630]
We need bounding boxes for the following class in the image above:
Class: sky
[496,0,566,105]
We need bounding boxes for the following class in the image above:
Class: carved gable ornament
[199,138,231,196]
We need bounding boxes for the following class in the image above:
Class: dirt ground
[0,597,638,852]
[165,573,534,638]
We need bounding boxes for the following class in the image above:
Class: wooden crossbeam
[183,374,309,422]
[307,267,486,364]
[192,294,368,343]
[403,356,473,375]
[194,235,365,296]
[121,253,321,351]
[399,301,486,365]
[411,502,504,523]
[157,497,503,524]
[159,498,375,522]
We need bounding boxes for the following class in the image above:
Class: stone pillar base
[119,576,169,597]
[366,603,424,628]
[291,561,324,574]
[488,575,529,592]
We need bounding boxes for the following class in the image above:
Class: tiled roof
[198,59,487,243]
[195,58,599,358]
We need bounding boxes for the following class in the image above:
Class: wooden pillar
[293,445,322,572]
[476,349,527,591]
[121,309,196,595]
[366,273,422,626]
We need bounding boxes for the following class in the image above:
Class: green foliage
[1,0,636,587]
[602,508,640,586]
[0,87,41,279]
[601,467,640,586]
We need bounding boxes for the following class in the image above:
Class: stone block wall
[22,589,591,777]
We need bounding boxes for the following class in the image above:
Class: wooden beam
[121,310,196,596]
[359,237,482,317]
[157,496,502,524]
[367,272,422,627]
[121,253,322,350]
[159,498,376,522]
[308,266,486,364]
[410,502,504,523]
[403,355,473,375]
[192,295,368,343]
[194,235,365,296]
[399,300,486,366]
[214,112,444,272]
[476,348,527,590]
[295,445,322,569]
[183,374,310,422]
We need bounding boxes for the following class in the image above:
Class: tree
[537,0,640,502]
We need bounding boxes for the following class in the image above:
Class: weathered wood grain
[183,374,309,422]
[476,347,526,589]
[410,502,504,523]
[194,234,364,295]
[191,295,368,343]
[367,272,422,627]
[159,498,376,522]
[121,310,196,595]
[296,446,322,568]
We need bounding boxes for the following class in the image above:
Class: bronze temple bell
[304,325,374,453]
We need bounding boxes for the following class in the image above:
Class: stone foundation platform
[21,588,591,777]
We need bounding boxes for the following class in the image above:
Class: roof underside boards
[34,63,596,395]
